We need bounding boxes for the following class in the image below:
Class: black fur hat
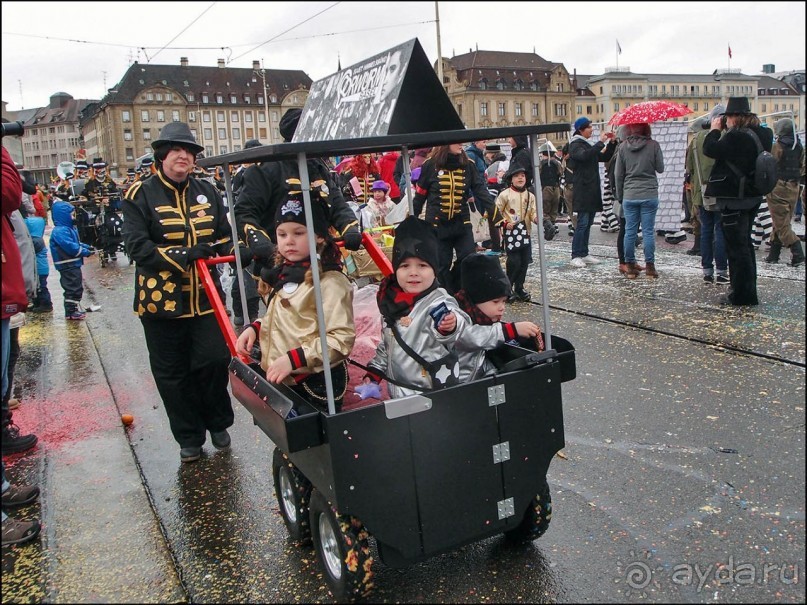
[392,216,438,272]
[279,108,303,142]
[274,192,330,239]
[461,253,510,304]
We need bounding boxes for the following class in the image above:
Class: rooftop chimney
[762,63,775,74]
[218,59,225,68]
[252,60,260,70]
[180,57,188,67]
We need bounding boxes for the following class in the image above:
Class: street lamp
[253,59,271,144]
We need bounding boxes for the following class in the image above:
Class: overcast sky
[2,1,805,111]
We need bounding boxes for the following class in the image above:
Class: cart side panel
[495,361,566,525]
[321,404,423,561]
[408,377,508,555]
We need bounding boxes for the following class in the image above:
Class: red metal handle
[195,255,251,363]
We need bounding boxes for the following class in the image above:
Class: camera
[0,120,25,138]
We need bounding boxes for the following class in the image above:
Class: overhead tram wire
[147,1,218,63]
[227,1,341,64]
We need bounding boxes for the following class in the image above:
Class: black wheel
[309,488,374,602]
[272,447,312,545]
[504,481,552,544]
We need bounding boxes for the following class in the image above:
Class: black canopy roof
[197,123,570,167]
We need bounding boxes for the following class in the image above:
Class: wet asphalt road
[2,224,804,603]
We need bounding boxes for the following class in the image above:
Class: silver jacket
[369,288,470,399]
[456,323,510,382]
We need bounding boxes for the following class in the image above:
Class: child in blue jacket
[49,201,94,319]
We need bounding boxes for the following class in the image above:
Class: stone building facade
[80,58,312,177]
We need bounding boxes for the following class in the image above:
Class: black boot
[790,241,805,267]
[686,243,701,256]
[765,241,782,264]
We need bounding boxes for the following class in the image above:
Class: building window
[514,80,523,91]
[202,112,211,123]
[257,95,264,105]
[246,128,254,139]
[515,103,522,117]
[190,129,198,140]
[204,128,213,140]
[480,102,488,117]
[704,102,709,111]
[259,128,268,139]
[693,102,698,111]
[205,146,213,156]
[271,111,278,122]
[496,80,505,91]
[122,111,131,122]
[218,128,226,139]
[217,111,225,123]
[230,94,237,104]
[146,93,154,101]
[530,81,538,91]
[125,148,134,161]
[166,93,173,101]
[216,94,223,104]
[141,110,150,122]
[233,145,242,152]
[258,113,266,123]
[172,110,180,122]
[230,112,239,122]
[156,93,163,101]
[614,103,620,112]
[220,145,228,154]
[232,127,241,139]
[457,103,463,116]
[244,95,251,104]
[202,94,209,103]
[497,103,506,117]
[143,129,151,140]
[157,110,165,122]
[586,105,593,114]
[532,103,539,117]
[244,113,253,123]
[555,104,568,117]
[479,78,488,90]
[187,93,195,102]
[124,129,133,141]
[270,94,277,103]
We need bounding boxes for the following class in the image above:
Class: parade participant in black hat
[412,144,499,294]
[360,216,469,399]
[122,121,240,463]
[703,96,774,306]
[137,156,155,182]
[452,253,542,382]
[234,192,355,413]
[235,107,363,284]
[495,165,538,302]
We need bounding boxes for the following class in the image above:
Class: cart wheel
[309,488,374,602]
[272,448,313,545]
[504,481,552,544]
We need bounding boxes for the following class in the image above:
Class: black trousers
[230,265,260,321]
[141,314,234,448]
[58,266,84,314]
[720,203,760,305]
[505,245,532,292]
[435,221,476,294]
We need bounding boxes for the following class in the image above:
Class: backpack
[726,128,777,197]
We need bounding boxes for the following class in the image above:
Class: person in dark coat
[235,108,362,283]
[703,97,774,306]
[122,122,236,463]
[566,117,617,267]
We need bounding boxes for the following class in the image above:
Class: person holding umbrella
[614,122,665,278]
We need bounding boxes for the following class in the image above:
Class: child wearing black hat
[496,166,538,301]
[360,216,470,399]
[235,193,355,412]
[453,254,543,381]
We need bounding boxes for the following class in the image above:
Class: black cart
[198,122,575,601]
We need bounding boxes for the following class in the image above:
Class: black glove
[247,227,276,259]
[342,228,363,251]
[234,244,253,266]
[186,243,217,262]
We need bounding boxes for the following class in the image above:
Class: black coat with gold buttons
[122,170,232,319]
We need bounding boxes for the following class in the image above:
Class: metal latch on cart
[492,441,510,464]
[497,497,515,520]
[488,384,506,406]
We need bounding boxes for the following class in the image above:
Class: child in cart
[452,253,544,381]
[234,193,355,412]
[364,180,396,229]
[358,216,470,399]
